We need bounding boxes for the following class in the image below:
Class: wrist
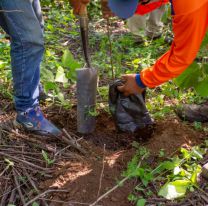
[135,74,146,88]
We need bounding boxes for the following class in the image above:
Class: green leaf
[44,82,57,93]
[137,198,146,206]
[128,194,137,202]
[181,148,191,160]
[41,67,55,82]
[62,50,81,70]
[194,78,208,97]
[42,150,54,165]
[32,202,40,206]
[158,180,191,200]
[190,165,201,184]
[175,62,200,89]
[55,66,68,83]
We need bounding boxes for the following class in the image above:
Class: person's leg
[32,0,44,31]
[127,14,147,36]
[145,5,166,38]
[0,0,61,136]
[0,12,10,34]
[0,0,43,111]
[127,14,147,43]
[32,0,48,101]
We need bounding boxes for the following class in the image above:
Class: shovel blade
[76,68,98,134]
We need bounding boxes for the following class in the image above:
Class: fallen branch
[90,153,147,206]
[23,167,48,206]
[24,189,68,206]
[62,129,86,155]
[97,144,106,197]
[13,169,26,205]
[0,151,52,172]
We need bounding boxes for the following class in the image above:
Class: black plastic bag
[109,80,154,139]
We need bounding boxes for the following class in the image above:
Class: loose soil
[0,103,207,206]
[42,107,206,206]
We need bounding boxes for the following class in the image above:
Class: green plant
[193,122,203,131]
[42,150,54,166]
[123,141,207,205]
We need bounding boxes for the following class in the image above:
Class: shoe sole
[13,119,55,137]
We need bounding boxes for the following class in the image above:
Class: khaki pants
[127,5,166,38]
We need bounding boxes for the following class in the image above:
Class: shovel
[76,7,98,134]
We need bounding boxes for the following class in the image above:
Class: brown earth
[38,107,206,206]
[0,101,207,206]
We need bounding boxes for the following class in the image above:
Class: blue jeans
[0,0,44,112]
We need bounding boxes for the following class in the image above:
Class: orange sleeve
[140,2,208,88]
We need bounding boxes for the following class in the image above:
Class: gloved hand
[101,0,114,18]
[69,0,90,15]
[117,74,145,96]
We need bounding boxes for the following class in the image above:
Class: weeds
[125,141,207,205]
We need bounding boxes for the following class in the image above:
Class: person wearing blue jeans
[0,0,61,136]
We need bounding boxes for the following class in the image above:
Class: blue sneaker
[14,107,62,136]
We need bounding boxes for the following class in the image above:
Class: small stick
[0,185,11,206]
[9,129,57,153]
[40,198,101,205]
[8,189,16,205]
[23,167,48,206]
[90,153,147,206]
[97,144,106,197]
[200,194,208,204]
[188,199,196,206]
[63,128,77,142]
[62,130,86,155]
[13,169,26,205]
[0,151,52,172]
[23,189,68,206]
[106,18,115,79]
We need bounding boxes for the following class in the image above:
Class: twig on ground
[8,189,16,205]
[97,144,106,197]
[200,194,208,203]
[0,151,52,172]
[90,153,148,206]
[62,129,86,155]
[0,183,11,206]
[40,198,101,205]
[0,192,10,206]
[9,129,57,153]
[23,189,68,206]
[13,169,26,205]
[23,167,48,206]
[63,128,77,142]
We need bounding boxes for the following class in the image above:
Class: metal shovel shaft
[79,14,91,68]
[76,12,98,134]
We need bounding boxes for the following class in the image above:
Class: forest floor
[0,3,208,206]
[0,99,207,206]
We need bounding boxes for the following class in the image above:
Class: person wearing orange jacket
[71,0,208,122]
[108,0,208,122]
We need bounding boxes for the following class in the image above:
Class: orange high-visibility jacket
[140,0,208,88]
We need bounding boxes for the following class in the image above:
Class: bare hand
[69,0,90,15]
[117,74,144,96]
[101,0,114,19]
